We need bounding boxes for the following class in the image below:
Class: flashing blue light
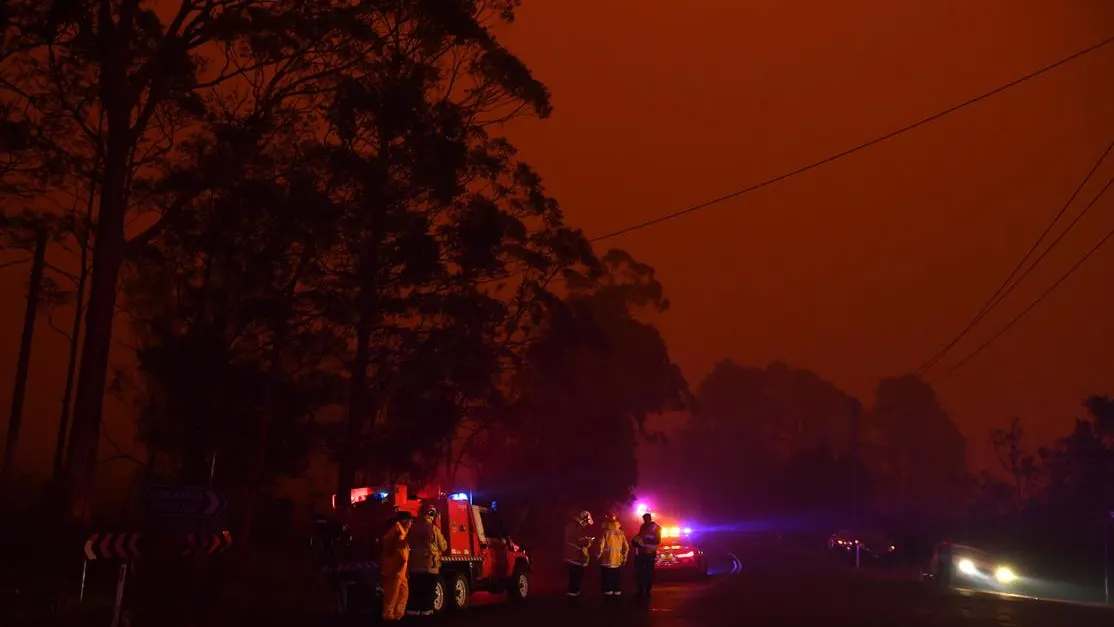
[449,492,469,501]
[377,492,389,499]
[491,501,497,511]
[683,527,693,535]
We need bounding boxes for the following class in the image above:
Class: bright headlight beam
[958,559,977,575]
[995,566,1016,583]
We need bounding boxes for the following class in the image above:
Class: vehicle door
[477,507,510,578]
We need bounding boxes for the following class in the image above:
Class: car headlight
[994,566,1016,584]
[957,559,977,575]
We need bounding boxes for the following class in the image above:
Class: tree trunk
[52,227,90,484]
[61,118,131,525]
[335,174,385,519]
[336,314,375,520]
[52,167,97,485]
[237,324,286,547]
[1,228,49,492]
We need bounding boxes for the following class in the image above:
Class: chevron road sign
[83,532,142,560]
[144,485,226,518]
[182,530,233,557]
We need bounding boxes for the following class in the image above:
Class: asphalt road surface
[390,538,1114,627]
[435,569,1113,627]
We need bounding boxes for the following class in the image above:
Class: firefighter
[381,510,413,621]
[595,513,629,602]
[632,512,661,599]
[407,503,448,616]
[564,510,594,602]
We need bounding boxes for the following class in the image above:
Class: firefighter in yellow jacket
[564,510,594,602]
[407,503,449,616]
[595,513,629,602]
[381,510,413,621]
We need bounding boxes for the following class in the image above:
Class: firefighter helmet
[422,502,438,518]
[576,510,593,526]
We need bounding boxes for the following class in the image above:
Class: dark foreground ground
[7,534,1112,626]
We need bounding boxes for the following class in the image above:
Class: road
[417,541,1113,627]
[439,570,1112,627]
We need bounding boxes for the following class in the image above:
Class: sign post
[109,562,128,627]
[1105,511,1112,605]
[78,558,88,604]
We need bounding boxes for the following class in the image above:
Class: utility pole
[1105,511,1112,605]
[849,398,862,569]
[2,228,49,489]
[850,399,861,529]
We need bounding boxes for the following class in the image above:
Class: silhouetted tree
[989,416,1039,507]
[0,209,87,496]
[2,0,567,524]
[122,132,350,539]
[3,0,417,523]
[1084,394,1114,437]
[473,250,689,529]
[111,1,588,533]
[1039,402,1114,523]
[965,395,1114,575]
[670,359,862,519]
[867,374,967,520]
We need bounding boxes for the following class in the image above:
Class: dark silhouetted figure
[632,513,661,599]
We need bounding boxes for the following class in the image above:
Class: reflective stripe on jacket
[564,521,593,566]
[595,520,629,568]
[408,518,448,573]
[637,522,662,553]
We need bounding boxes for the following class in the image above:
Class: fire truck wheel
[432,577,446,614]
[444,572,470,611]
[507,568,529,602]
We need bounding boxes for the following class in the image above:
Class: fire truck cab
[336,485,531,613]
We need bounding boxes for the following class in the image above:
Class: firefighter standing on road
[631,512,661,599]
[381,510,413,621]
[407,503,449,616]
[595,513,629,602]
[564,510,595,603]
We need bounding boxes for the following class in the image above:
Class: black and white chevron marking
[83,533,141,560]
[182,530,233,556]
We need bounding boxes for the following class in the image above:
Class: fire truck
[321,484,531,615]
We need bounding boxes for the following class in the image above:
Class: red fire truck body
[336,485,531,613]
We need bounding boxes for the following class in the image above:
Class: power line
[916,141,1114,375]
[929,182,1114,384]
[588,34,1114,243]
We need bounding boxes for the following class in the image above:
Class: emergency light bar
[661,526,693,538]
[449,492,469,501]
[330,487,390,509]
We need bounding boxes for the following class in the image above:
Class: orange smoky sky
[495,0,1114,462]
[2,0,1114,486]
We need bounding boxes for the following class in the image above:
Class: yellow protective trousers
[381,569,409,620]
